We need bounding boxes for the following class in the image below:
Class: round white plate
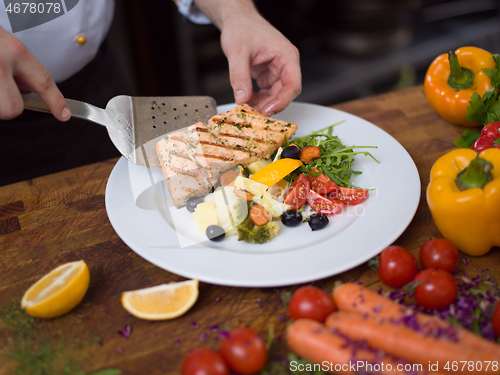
[105,102,420,287]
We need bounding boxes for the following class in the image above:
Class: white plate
[105,102,420,287]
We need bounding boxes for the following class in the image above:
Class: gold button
[76,35,87,45]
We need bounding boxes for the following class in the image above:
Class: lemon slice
[121,279,199,320]
[21,260,90,319]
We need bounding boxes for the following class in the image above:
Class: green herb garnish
[285,122,379,188]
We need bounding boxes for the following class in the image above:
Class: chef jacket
[0,0,209,84]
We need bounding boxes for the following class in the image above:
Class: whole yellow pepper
[424,46,496,127]
[426,148,500,256]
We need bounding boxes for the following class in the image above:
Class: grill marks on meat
[157,104,297,207]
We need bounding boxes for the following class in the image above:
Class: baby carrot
[286,318,446,375]
[326,311,499,375]
[332,283,500,359]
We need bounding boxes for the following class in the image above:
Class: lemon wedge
[21,260,90,319]
[121,279,199,320]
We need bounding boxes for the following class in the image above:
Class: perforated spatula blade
[23,93,218,167]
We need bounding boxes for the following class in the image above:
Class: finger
[260,64,302,116]
[0,73,24,120]
[227,51,254,105]
[14,44,70,121]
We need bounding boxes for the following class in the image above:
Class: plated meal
[105,101,420,287]
[155,103,377,245]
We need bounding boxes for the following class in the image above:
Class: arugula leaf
[287,123,378,188]
[453,129,480,148]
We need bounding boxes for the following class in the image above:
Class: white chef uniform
[0,0,208,84]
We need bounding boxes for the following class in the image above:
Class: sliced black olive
[308,213,329,231]
[186,196,204,212]
[281,210,303,227]
[206,225,225,242]
[280,145,301,160]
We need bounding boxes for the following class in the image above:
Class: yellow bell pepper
[424,46,496,127]
[250,158,302,187]
[426,148,500,256]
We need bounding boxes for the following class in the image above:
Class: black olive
[308,213,329,231]
[185,196,204,212]
[281,210,303,227]
[206,225,225,242]
[280,145,301,160]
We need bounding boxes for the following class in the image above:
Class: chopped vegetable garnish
[283,122,378,188]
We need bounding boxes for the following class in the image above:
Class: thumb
[228,55,253,105]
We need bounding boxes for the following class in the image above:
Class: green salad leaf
[285,122,379,188]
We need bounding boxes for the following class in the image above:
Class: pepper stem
[447,51,474,90]
[456,157,493,191]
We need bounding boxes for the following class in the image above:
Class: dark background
[111,0,500,106]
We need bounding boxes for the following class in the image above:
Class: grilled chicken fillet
[157,104,297,207]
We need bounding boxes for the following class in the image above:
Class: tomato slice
[329,187,368,205]
[284,174,309,210]
[307,189,344,216]
[308,170,338,195]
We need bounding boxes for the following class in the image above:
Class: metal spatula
[23,92,217,167]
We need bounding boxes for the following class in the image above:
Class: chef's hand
[221,14,302,116]
[0,26,70,121]
[194,0,302,116]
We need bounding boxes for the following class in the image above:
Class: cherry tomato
[414,268,458,310]
[329,187,368,206]
[307,189,344,216]
[288,285,336,323]
[378,245,418,288]
[181,347,229,375]
[308,169,338,195]
[220,327,267,374]
[492,301,500,337]
[419,238,458,273]
[284,174,310,210]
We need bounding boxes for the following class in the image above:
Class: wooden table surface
[1,85,499,375]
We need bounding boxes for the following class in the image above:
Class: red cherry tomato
[492,302,500,337]
[419,238,459,273]
[181,347,229,375]
[284,174,310,210]
[414,268,458,310]
[220,327,267,374]
[307,189,344,216]
[329,187,369,206]
[288,285,336,323]
[378,245,418,288]
[308,169,338,195]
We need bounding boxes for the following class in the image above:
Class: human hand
[0,26,70,121]
[219,13,302,116]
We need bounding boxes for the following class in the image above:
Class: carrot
[286,318,446,375]
[249,204,270,226]
[299,145,321,164]
[326,311,499,375]
[332,283,500,359]
[233,187,254,201]
[219,169,242,186]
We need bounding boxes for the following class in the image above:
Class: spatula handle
[22,92,109,126]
